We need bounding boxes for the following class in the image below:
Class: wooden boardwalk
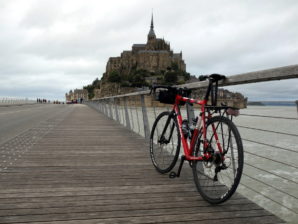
[0,105,284,223]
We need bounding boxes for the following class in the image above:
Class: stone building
[102,15,186,81]
[191,88,247,108]
[65,89,88,102]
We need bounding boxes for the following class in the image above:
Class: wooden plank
[0,201,260,216]
[0,210,277,224]
[0,196,248,210]
[17,216,283,224]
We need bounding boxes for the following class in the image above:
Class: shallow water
[233,106,298,223]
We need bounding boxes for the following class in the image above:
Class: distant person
[80,98,83,103]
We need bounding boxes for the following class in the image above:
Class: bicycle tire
[150,111,181,174]
[192,116,243,204]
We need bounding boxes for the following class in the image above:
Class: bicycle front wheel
[192,116,243,204]
[150,111,181,174]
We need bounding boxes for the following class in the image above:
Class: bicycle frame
[171,94,223,162]
[150,74,243,203]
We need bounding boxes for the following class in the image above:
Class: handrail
[0,97,36,106]
[181,63,298,89]
[240,113,298,120]
[92,64,298,100]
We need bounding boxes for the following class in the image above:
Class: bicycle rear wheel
[192,116,243,204]
[150,111,181,174]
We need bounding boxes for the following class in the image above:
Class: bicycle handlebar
[199,75,209,81]
[150,85,177,94]
[150,74,225,95]
[199,74,226,82]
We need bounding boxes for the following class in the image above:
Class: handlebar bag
[157,89,191,105]
[158,89,177,104]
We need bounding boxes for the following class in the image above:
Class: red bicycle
[150,74,244,204]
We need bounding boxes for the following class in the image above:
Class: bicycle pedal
[169,171,177,179]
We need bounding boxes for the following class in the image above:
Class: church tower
[147,13,156,41]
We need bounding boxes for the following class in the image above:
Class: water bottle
[181,120,189,138]
[189,117,198,139]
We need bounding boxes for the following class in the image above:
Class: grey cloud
[1,71,95,99]
[0,0,297,101]
[20,1,61,28]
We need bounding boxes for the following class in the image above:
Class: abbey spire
[147,13,156,41]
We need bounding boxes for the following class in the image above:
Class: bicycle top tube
[175,94,206,106]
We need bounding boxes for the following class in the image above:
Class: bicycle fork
[159,112,176,144]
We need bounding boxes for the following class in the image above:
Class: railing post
[101,101,104,114]
[106,101,109,116]
[140,95,150,139]
[96,101,99,112]
[109,98,113,119]
[104,101,108,116]
[97,101,100,112]
[99,100,102,113]
[101,101,105,114]
[129,97,135,131]
[114,98,120,122]
[296,100,298,114]
[121,98,125,125]
[135,98,141,133]
[124,97,131,130]
[105,101,107,114]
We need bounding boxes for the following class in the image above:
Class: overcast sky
[0,0,297,101]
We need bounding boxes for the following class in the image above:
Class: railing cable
[245,150,298,169]
[238,125,298,137]
[243,138,298,154]
[245,162,298,184]
[241,113,298,120]
[242,172,298,200]
[240,178,298,215]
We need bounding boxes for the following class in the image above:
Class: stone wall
[95,83,136,99]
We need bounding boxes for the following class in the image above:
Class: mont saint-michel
[96,14,189,98]
[106,15,186,76]
[66,15,190,100]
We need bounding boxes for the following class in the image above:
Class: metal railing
[0,97,36,106]
[86,64,298,223]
